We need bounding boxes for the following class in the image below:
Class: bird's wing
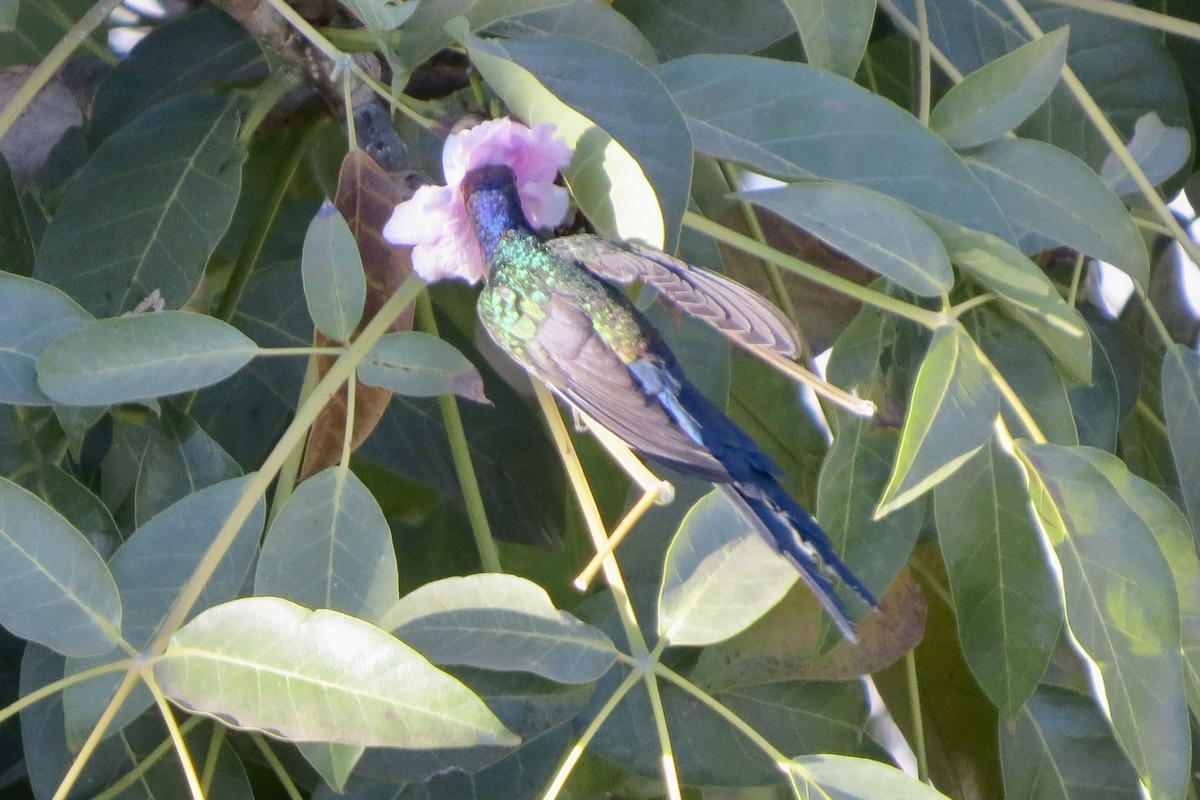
[546,234,801,359]
[520,295,731,482]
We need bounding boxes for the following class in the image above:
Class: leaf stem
[904,649,931,782]
[142,667,204,800]
[151,275,425,656]
[250,734,306,800]
[914,0,933,125]
[684,212,943,328]
[0,658,132,727]
[90,716,205,800]
[540,667,643,800]
[416,292,501,572]
[51,669,143,800]
[0,0,126,141]
[1046,0,1200,40]
[971,337,1048,443]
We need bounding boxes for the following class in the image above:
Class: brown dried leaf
[300,150,417,479]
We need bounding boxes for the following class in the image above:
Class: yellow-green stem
[905,649,930,783]
[90,716,205,800]
[143,667,204,800]
[152,275,425,655]
[201,725,225,795]
[269,353,320,525]
[0,659,132,727]
[1047,0,1200,39]
[250,734,306,800]
[877,0,965,81]
[685,212,943,327]
[0,0,126,141]
[914,0,932,125]
[416,291,501,572]
[972,338,1048,443]
[52,669,143,800]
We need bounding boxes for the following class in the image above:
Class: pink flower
[384,118,573,284]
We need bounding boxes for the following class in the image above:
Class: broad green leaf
[1068,329,1120,452]
[88,7,263,142]
[383,573,616,683]
[893,0,1191,177]
[785,0,874,78]
[934,442,1061,718]
[300,741,363,794]
[968,310,1078,446]
[467,33,692,250]
[931,27,1068,149]
[63,474,265,748]
[0,477,121,656]
[1000,685,1141,800]
[155,596,519,748]
[0,154,33,276]
[1015,443,1189,800]
[923,214,1091,384]
[0,273,91,405]
[965,138,1148,283]
[818,414,923,628]
[612,0,794,61]
[877,327,1001,516]
[657,490,798,647]
[359,331,485,402]
[657,54,1015,243]
[1100,112,1192,197]
[37,311,257,405]
[339,0,418,30]
[1163,344,1200,536]
[739,181,952,297]
[301,200,365,343]
[0,0,16,31]
[132,406,241,527]
[256,466,398,623]
[482,1,657,66]
[10,463,120,560]
[792,754,953,799]
[34,94,246,317]
[396,0,565,71]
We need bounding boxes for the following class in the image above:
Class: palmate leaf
[1014,443,1189,800]
[155,596,519,748]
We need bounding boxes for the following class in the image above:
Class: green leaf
[37,311,257,406]
[0,476,121,656]
[792,754,953,799]
[965,138,1148,283]
[359,331,485,402]
[155,596,519,748]
[88,7,263,142]
[930,27,1068,149]
[0,0,17,31]
[467,33,692,250]
[63,474,265,747]
[255,466,398,623]
[611,0,794,61]
[1100,112,1191,197]
[396,0,565,71]
[0,273,91,405]
[383,573,617,684]
[301,200,365,343]
[33,94,246,317]
[339,0,418,30]
[933,441,1061,718]
[10,463,120,560]
[1014,443,1189,800]
[0,154,33,276]
[657,54,1015,243]
[738,181,952,297]
[482,1,656,66]
[784,0,874,78]
[1163,344,1200,537]
[1068,328,1120,452]
[1000,685,1141,800]
[923,214,1091,384]
[657,490,799,647]
[877,327,1001,516]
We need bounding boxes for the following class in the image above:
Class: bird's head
[383,119,572,284]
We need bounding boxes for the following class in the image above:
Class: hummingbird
[461,163,876,640]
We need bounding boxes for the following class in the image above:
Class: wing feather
[546,235,801,359]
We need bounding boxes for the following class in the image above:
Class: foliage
[1,0,1199,799]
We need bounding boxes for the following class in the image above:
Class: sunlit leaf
[792,754,953,799]
[1101,112,1191,197]
[931,27,1068,149]
[38,311,257,405]
[33,94,245,317]
[1015,442,1189,800]
[657,490,798,647]
[301,200,366,343]
[784,0,874,78]
[934,441,1060,717]
[256,466,398,623]
[384,573,616,683]
[877,326,1001,516]
[0,273,91,405]
[467,33,692,250]
[155,596,519,748]
[358,331,486,402]
[340,0,418,30]
[0,477,121,656]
